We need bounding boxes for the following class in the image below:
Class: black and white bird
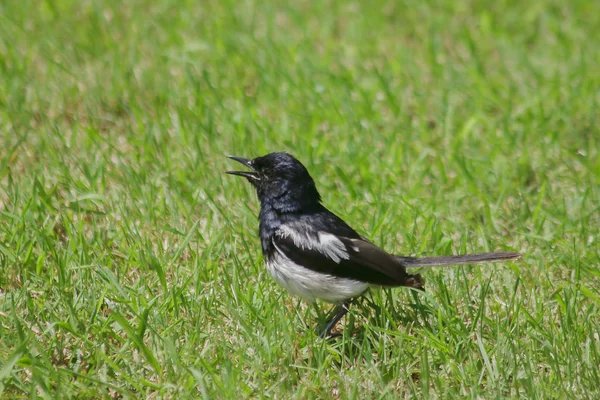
[227,152,520,337]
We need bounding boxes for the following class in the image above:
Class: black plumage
[227,152,520,337]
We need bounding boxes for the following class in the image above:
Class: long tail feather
[397,252,521,268]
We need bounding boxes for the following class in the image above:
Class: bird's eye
[252,160,266,172]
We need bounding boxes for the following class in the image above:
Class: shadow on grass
[307,289,438,357]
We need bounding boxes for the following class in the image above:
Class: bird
[226,152,521,338]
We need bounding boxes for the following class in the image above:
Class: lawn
[1,0,599,398]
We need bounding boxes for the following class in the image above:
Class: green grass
[1,0,599,398]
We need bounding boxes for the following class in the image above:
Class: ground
[1,0,599,398]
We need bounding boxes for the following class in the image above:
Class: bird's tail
[397,252,521,268]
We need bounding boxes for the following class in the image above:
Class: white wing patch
[268,224,367,302]
[277,225,350,263]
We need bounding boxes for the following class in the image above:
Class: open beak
[226,156,260,180]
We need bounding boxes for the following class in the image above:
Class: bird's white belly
[265,251,369,303]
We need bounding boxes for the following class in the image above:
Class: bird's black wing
[272,219,422,287]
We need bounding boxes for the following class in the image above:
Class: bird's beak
[226,155,260,181]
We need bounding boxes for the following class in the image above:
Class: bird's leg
[318,300,351,338]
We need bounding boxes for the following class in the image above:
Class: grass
[1,0,599,398]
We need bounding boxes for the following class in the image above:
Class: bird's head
[226,152,322,212]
